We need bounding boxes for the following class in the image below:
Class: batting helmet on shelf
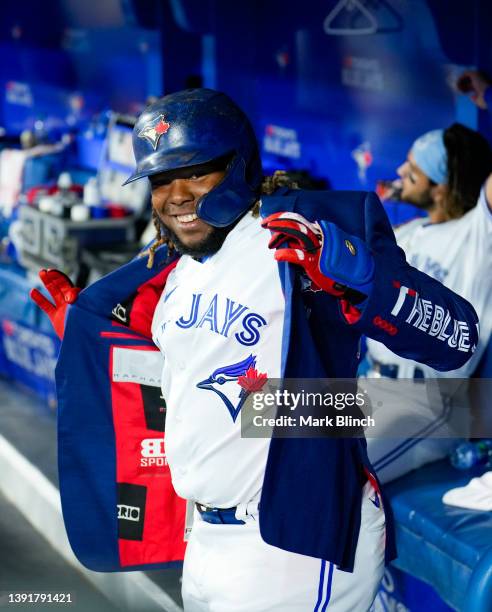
[124,88,263,227]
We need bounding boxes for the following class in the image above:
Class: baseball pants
[182,480,385,611]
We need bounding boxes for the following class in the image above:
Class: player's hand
[261,212,374,304]
[457,70,492,109]
[30,269,81,339]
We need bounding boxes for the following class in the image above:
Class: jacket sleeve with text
[348,191,479,371]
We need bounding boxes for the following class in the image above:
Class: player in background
[31,89,480,611]
[364,119,492,484]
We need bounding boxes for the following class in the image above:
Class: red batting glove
[261,212,346,297]
[30,269,81,339]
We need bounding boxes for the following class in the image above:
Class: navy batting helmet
[124,88,262,227]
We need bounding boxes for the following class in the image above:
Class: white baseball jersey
[151,211,285,508]
[367,185,492,377]
[152,210,387,612]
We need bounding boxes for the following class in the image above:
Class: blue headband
[410,129,448,184]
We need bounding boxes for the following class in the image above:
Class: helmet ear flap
[197,156,259,227]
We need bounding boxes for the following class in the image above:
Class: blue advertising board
[0,317,59,408]
[0,1,162,137]
[0,264,59,407]
[209,0,488,191]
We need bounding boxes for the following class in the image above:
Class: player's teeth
[177,213,198,223]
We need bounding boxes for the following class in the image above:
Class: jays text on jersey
[150,210,284,510]
[55,188,478,573]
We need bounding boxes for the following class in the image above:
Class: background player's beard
[163,222,234,258]
[404,187,435,211]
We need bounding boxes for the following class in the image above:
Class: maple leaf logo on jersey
[138,115,171,150]
[237,367,267,393]
[196,354,260,422]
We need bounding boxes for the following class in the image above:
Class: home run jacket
[55,188,478,572]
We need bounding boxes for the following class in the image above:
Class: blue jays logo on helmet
[123,88,263,228]
[138,115,171,150]
[196,354,256,422]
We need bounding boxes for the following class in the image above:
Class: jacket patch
[372,316,398,336]
[112,347,163,386]
[118,483,147,541]
[141,384,166,432]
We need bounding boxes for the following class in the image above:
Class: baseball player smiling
[32,89,480,611]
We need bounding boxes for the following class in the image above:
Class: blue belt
[371,360,424,380]
[195,503,245,525]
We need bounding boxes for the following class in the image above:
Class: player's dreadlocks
[144,171,299,268]
[443,123,492,219]
[145,209,172,268]
[260,170,299,195]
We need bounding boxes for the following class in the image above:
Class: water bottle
[55,172,79,219]
[83,177,100,207]
[450,440,492,470]
[375,179,403,202]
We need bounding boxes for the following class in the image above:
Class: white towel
[442,472,492,511]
